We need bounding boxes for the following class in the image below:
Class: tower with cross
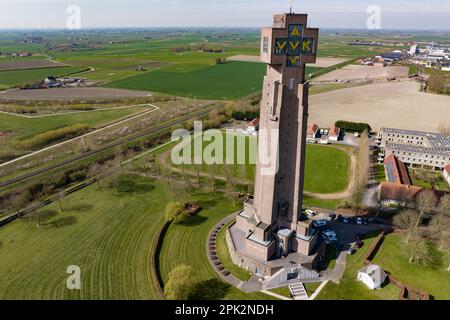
[231,13,322,275]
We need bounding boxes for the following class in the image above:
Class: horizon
[1,0,450,30]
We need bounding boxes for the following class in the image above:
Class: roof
[249,117,260,128]
[329,126,340,137]
[307,123,319,135]
[445,164,450,174]
[358,264,387,285]
[384,155,412,185]
[379,182,423,202]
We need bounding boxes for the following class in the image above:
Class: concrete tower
[231,13,322,274]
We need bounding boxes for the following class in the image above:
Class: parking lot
[307,210,390,252]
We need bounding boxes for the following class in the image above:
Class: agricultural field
[107,61,269,100]
[0,59,68,71]
[0,66,88,89]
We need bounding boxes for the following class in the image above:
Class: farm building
[307,123,319,140]
[357,264,387,290]
[247,117,260,135]
[328,126,341,142]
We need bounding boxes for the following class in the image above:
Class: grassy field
[371,234,450,300]
[316,231,400,300]
[172,133,351,195]
[0,176,168,299]
[0,66,87,88]
[408,168,450,192]
[157,191,275,300]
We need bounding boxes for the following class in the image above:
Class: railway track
[0,91,261,190]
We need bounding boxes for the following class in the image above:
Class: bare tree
[393,210,419,240]
[55,192,65,212]
[12,191,32,219]
[437,194,450,217]
[223,165,237,205]
[415,190,438,227]
[406,235,433,265]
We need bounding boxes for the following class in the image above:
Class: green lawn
[216,221,253,281]
[374,164,386,183]
[157,192,275,300]
[0,66,87,88]
[0,176,168,299]
[173,133,351,195]
[371,234,450,300]
[316,231,400,300]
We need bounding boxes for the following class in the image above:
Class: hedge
[335,120,371,133]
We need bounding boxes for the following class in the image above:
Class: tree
[164,264,197,300]
[437,194,450,217]
[12,190,32,219]
[393,209,420,243]
[55,192,65,213]
[415,190,438,227]
[208,164,216,193]
[223,165,237,205]
[405,235,433,265]
[164,201,184,222]
[352,130,370,214]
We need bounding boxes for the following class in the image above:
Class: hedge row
[335,120,371,133]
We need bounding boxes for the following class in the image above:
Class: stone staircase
[289,282,308,300]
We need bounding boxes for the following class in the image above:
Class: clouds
[0,0,449,29]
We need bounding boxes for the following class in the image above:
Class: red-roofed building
[247,117,260,135]
[384,154,412,186]
[307,123,319,139]
[378,182,423,207]
[444,164,450,187]
[328,126,341,142]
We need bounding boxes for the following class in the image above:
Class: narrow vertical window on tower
[269,81,280,117]
[263,37,269,53]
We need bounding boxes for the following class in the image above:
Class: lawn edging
[152,219,172,299]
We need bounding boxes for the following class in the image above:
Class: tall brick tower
[232,13,321,272]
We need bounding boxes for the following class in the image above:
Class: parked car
[336,214,343,222]
[347,247,357,255]
[313,220,328,228]
[329,213,336,220]
[368,217,382,224]
[343,217,349,224]
[362,218,369,225]
[305,209,317,217]
[356,217,363,225]
[322,230,337,238]
[325,235,338,245]
[355,240,364,248]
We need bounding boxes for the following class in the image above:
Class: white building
[357,264,388,290]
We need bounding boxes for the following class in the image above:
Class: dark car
[368,217,382,224]
[347,247,357,255]
[355,240,364,248]
[337,215,343,222]
[329,213,337,220]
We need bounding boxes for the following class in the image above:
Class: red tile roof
[379,182,423,202]
[329,126,340,137]
[307,123,319,135]
[249,117,260,128]
[384,155,412,185]
[445,164,450,174]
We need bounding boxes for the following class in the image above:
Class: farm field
[171,133,350,195]
[0,66,88,89]
[371,234,450,300]
[0,87,152,100]
[0,176,168,299]
[309,81,450,132]
[314,65,409,82]
[0,59,68,71]
[107,61,270,99]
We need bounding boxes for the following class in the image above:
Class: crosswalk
[289,282,308,300]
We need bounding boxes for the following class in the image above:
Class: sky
[0,0,450,30]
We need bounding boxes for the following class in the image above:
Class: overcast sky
[0,0,449,30]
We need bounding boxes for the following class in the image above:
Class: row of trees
[351,130,370,213]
